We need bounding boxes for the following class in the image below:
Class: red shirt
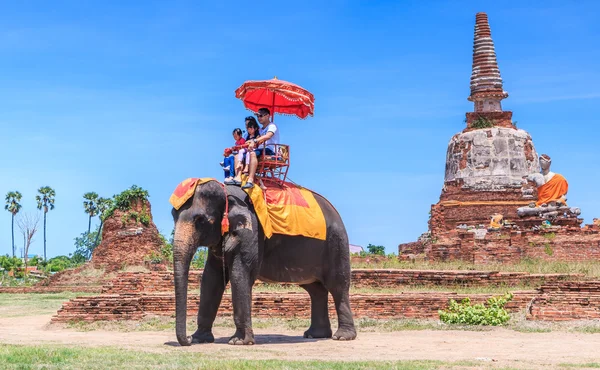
[235,138,246,146]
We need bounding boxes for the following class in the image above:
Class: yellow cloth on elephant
[243,181,327,240]
[536,174,569,207]
[169,178,216,210]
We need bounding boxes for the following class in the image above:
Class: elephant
[172,181,357,346]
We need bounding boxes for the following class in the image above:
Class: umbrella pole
[271,90,275,123]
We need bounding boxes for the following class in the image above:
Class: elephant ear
[222,199,255,253]
[227,205,254,234]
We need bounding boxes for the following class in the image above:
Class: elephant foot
[332,327,357,341]
[191,329,214,344]
[303,326,332,339]
[228,328,255,345]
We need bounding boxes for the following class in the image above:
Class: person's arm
[254,132,273,145]
[250,125,276,148]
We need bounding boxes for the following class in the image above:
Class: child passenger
[221,128,245,181]
[225,117,259,185]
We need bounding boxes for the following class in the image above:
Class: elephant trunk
[174,239,195,346]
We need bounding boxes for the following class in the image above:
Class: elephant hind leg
[324,281,356,341]
[300,281,332,338]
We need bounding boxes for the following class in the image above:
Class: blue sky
[1,1,599,258]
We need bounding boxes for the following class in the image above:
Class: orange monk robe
[536,174,569,207]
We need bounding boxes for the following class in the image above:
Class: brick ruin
[399,12,600,264]
[91,199,164,272]
[48,269,600,322]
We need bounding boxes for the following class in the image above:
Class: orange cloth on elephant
[536,174,569,207]
[243,181,327,241]
[169,178,216,210]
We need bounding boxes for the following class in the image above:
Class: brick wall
[401,229,600,264]
[51,291,538,323]
[99,269,580,294]
[527,282,600,321]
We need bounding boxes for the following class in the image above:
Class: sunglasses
[256,113,267,118]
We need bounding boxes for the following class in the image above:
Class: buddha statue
[518,154,579,218]
[534,154,569,207]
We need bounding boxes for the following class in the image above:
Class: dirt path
[1,314,599,368]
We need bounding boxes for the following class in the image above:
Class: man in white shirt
[239,107,279,189]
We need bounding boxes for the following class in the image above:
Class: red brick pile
[527,282,600,321]
[91,199,164,272]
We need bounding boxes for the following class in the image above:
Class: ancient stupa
[399,12,599,264]
[432,12,540,234]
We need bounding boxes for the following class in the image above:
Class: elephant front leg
[192,252,227,344]
[228,254,257,345]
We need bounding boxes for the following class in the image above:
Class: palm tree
[4,191,23,257]
[36,186,56,261]
[94,197,113,247]
[83,192,100,234]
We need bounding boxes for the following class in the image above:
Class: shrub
[471,116,495,129]
[439,293,513,326]
[103,185,150,220]
[144,251,163,264]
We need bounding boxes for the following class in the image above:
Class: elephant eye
[194,213,215,225]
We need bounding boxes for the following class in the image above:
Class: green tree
[35,186,56,261]
[4,191,22,257]
[83,192,99,234]
[367,244,386,256]
[73,226,101,261]
[0,255,23,272]
[94,197,113,247]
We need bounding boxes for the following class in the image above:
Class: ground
[1,311,600,369]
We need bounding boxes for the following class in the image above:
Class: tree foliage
[366,244,386,256]
[42,255,84,273]
[73,226,102,261]
[4,191,22,215]
[36,186,56,213]
[0,255,23,272]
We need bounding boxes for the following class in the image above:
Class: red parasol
[235,77,315,121]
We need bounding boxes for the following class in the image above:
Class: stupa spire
[468,12,508,112]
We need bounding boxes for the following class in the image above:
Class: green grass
[350,258,600,278]
[0,292,95,317]
[507,311,600,334]
[64,312,600,336]
[559,363,600,368]
[0,343,480,369]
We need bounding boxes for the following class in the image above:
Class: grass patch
[66,315,492,334]
[507,311,600,334]
[0,292,95,317]
[559,363,600,368]
[0,343,478,369]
